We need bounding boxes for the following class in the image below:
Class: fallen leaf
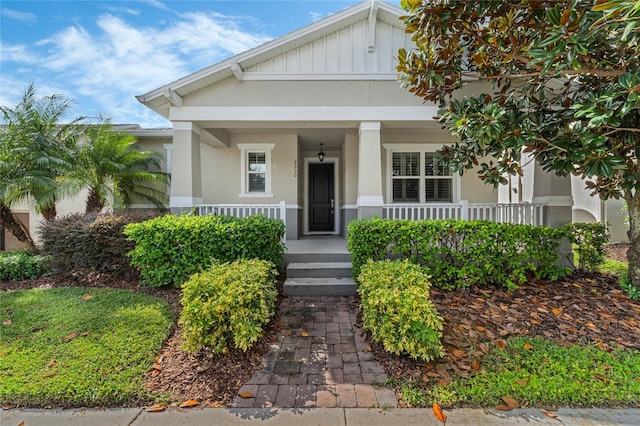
[16,422,24,426]
[2,404,16,410]
[515,379,528,387]
[179,399,200,408]
[48,359,56,367]
[2,319,11,325]
[476,325,485,332]
[552,308,562,316]
[523,343,534,350]
[299,331,309,337]
[495,339,506,349]
[495,404,513,411]
[364,345,372,352]
[62,332,78,342]
[32,326,45,332]
[145,404,166,412]
[542,411,558,419]
[283,330,291,337]
[80,330,91,337]
[81,294,94,301]
[238,392,255,398]
[585,322,598,329]
[432,403,447,424]
[471,360,481,371]
[502,396,520,408]
[593,374,609,383]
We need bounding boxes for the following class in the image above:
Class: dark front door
[309,163,334,232]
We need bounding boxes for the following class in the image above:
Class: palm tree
[0,83,85,220]
[0,84,85,248]
[61,118,169,213]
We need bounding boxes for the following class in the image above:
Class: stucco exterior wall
[185,79,425,108]
[200,134,299,204]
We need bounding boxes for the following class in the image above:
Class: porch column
[357,122,383,219]
[532,162,573,266]
[170,122,203,214]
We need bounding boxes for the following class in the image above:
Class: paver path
[232,296,398,409]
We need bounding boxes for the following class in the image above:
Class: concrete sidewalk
[3,407,639,425]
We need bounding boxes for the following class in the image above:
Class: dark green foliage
[180,259,277,353]
[358,259,444,362]
[347,218,568,290]
[125,214,285,287]
[0,249,49,281]
[567,222,609,272]
[39,210,161,276]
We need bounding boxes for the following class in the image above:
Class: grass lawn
[401,337,640,408]
[0,287,174,407]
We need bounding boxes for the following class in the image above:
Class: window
[425,152,452,202]
[392,152,419,202]
[238,143,274,197]
[385,145,457,203]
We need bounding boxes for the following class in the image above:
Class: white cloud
[0,42,38,63]
[5,9,274,126]
[1,8,36,23]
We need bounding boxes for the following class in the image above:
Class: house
[2,0,627,251]
[137,0,580,243]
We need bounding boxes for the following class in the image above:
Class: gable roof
[137,0,406,118]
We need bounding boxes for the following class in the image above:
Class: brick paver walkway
[232,296,398,408]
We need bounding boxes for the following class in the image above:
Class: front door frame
[304,156,340,235]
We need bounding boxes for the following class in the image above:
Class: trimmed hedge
[347,218,568,290]
[39,210,161,276]
[358,259,444,362]
[0,250,49,281]
[125,214,285,287]
[179,259,278,353]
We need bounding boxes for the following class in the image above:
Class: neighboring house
[1,125,172,250]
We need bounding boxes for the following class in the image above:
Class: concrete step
[286,262,353,279]
[285,252,351,264]
[283,277,357,296]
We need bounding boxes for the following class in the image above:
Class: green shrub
[358,259,444,362]
[567,222,609,272]
[39,210,161,276]
[179,258,277,353]
[0,249,49,281]
[125,214,285,287]
[347,218,567,290]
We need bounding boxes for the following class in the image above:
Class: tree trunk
[0,200,35,250]
[85,188,104,214]
[626,192,640,289]
[41,205,57,220]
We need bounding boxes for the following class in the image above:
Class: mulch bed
[2,244,637,407]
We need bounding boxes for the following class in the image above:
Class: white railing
[467,202,545,226]
[383,200,545,226]
[383,203,463,220]
[196,201,287,239]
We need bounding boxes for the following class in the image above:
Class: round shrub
[358,259,445,362]
[179,258,278,353]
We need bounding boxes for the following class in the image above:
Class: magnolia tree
[397,0,640,287]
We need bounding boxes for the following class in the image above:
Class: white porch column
[532,161,573,266]
[357,122,384,219]
[170,122,203,213]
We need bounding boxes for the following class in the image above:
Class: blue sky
[1,1,400,128]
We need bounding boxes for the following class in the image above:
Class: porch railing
[383,200,545,226]
[196,201,287,240]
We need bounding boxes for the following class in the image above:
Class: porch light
[317,143,325,162]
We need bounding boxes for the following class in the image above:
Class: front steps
[283,251,356,296]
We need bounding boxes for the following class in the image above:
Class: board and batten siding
[247,21,411,75]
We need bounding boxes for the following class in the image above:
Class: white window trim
[238,143,275,198]
[383,143,461,204]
